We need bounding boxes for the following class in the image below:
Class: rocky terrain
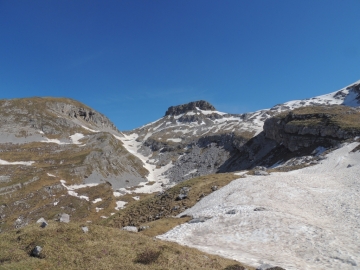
[1,80,360,269]
[121,80,360,186]
[0,97,148,232]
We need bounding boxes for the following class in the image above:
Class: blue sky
[1,1,360,130]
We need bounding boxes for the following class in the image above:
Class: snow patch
[0,159,34,166]
[115,201,128,210]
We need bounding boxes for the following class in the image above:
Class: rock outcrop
[264,105,360,151]
[165,100,216,116]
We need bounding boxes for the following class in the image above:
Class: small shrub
[134,248,161,264]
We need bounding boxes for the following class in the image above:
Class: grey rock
[138,226,150,231]
[226,209,236,215]
[176,194,187,200]
[254,170,269,176]
[81,226,89,233]
[31,246,42,257]
[59,213,70,223]
[188,217,211,224]
[347,164,352,168]
[122,226,138,232]
[254,207,266,211]
[254,166,267,171]
[211,185,218,191]
[165,100,216,116]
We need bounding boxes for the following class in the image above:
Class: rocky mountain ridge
[122,80,360,185]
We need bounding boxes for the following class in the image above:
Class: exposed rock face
[165,100,216,116]
[264,105,360,151]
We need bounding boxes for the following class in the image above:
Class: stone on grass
[36,218,48,228]
[31,246,42,257]
[254,170,269,176]
[59,213,70,223]
[81,226,89,233]
[122,226,138,232]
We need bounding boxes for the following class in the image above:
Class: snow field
[158,142,360,270]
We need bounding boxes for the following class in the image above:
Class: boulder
[59,213,70,223]
[31,246,42,257]
[122,226,138,232]
[81,226,89,233]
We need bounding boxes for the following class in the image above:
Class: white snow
[167,138,182,142]
[113,192,122,197]
[47,173,56,177]
[133,196,140,201]
[113,133,173,193]
[158,142,360,270]
[81,125,99,133]
[60,180,98,201]
[92,198,102,204]
[115,201,128,210]
[0,159,34,166]
[95,207,103,212]
[69,133,85,144]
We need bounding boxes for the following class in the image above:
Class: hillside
[1,80,360,270]
[0,97,147,232]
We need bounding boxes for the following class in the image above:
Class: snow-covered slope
[158,141,360,270]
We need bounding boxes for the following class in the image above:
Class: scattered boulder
[226,209,236,215]
[256,265,285,270]
[176,186,190,200]
[211,185,218,191]
[59,213,70,223]
[254,170,269,176]
[188,217,211,224]
[31,246,42,258]
[81,226,89,233]
[36,217,48,228]
[254,166,267,171]
[176,194,187,200]
[254,207,266,211]
[122,226,138,232]
[138,226,150,231]
[347,164,352,168]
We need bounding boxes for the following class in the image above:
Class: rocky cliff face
[264,105,360,151]
[165,100,216,116]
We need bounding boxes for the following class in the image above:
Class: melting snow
[115,201,128,210]
[81,125,99,133]
[0,159,34,166]
[69,133,85,144]
[92,198,102,204]
[158,142,360,270]
[167,138,182,142]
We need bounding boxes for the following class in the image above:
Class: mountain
[120,80,360,188]
[0,97,148,231]
[1,80,360,269]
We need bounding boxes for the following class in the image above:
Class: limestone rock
[122,226,138,232]
[59,213,70,223]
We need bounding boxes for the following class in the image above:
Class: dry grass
[277,105,360,131]
[103,173,240,230]
[0,221,253,270]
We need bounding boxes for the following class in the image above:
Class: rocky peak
[165,100,215,116]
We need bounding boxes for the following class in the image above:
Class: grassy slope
[0,221,253,270]
[278,105,360,131]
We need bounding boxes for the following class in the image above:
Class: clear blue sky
[1,1,359,130]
